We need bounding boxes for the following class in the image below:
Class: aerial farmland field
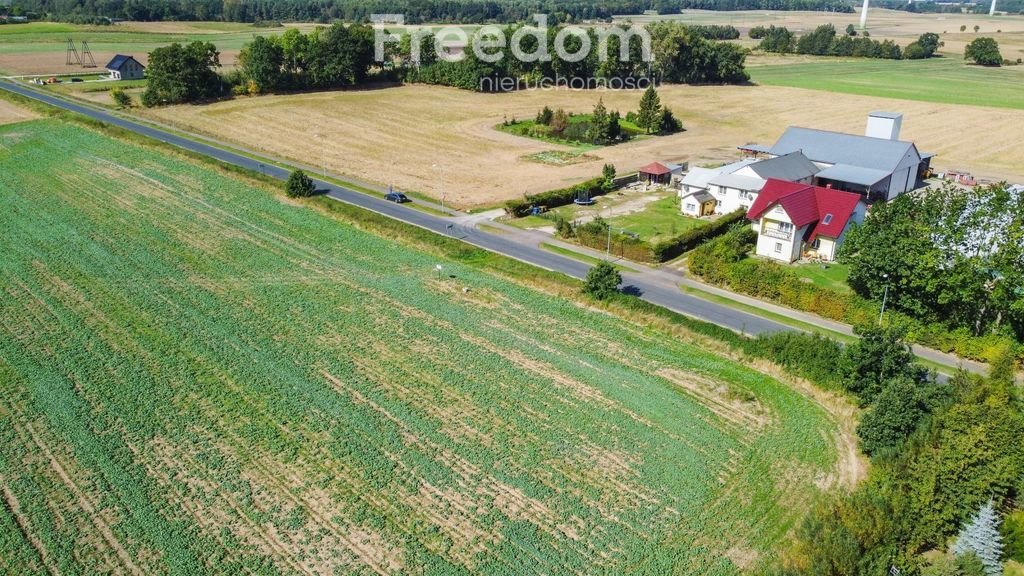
[0,117,851,574]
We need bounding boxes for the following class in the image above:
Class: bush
[285,169,316,198]
[747,332,846,389]
[583,261,621,300]
[1001,510,1024,563]
[110,87,132,108]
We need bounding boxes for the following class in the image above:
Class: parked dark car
[384,191,410,203]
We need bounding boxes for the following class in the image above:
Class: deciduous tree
[965,37,1002,66]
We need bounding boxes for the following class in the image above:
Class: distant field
[0,21,299,75]
[0,118,846,574]
[145,82,1024,208]
[750,56,1024,110]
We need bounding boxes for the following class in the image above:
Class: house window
[685,203,696,211]
[822,213,833,225]
[778,222,793,232]
[811,238,821,249]
[774,242,783,253]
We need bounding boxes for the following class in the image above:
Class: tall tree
[636,85,661,134]
[965,37,1002,66]
[240,35,284,93]
[142,41,221,107]
[843,325,927,405]
[591,97,609,143]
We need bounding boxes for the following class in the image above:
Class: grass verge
[540,242,639,272]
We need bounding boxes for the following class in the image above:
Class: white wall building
[747,179,867,263]
[679,152,818,217]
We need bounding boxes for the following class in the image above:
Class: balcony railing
[761,227,792,241]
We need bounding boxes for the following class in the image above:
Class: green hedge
[568,208,749,264]
[689,232,1024,365]
[504,177,609,217]
[651,208,747,262]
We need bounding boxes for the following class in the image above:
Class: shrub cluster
[504,177,610,217]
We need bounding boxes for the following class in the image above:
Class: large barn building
[740,112,934,202]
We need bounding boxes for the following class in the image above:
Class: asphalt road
[2,79,791,336]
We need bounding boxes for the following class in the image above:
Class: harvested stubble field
[144,82,1024,208]
[0,118,850,574]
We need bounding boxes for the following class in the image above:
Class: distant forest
[7,0,854,24]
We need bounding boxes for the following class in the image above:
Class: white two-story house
[680,152,818,217]
[746,179,867,263]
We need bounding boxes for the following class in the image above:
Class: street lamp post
[879,273,890,325]
[315,132,326,178]
[432,164,446,212]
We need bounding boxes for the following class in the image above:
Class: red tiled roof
[747,178,863,242]
[638,162,671,176]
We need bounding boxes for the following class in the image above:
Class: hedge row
[689,231,1024,365]
[567,208,748,264]
[576,227,655,263]
[504,177,609,217]
[650,208,747,262]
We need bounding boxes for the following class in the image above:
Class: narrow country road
[0,80,990,378]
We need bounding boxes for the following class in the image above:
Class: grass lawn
[539,242,640,272]
[792,262,851,293]
[749,56,1024,110]
[606,195,703,243]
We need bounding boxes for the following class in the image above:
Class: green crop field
[0,118,844,574]
[749,56,1024,110]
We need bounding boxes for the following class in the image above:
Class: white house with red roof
[746,179,867,263]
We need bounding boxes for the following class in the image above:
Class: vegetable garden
[0,119,842,575]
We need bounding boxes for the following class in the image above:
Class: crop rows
[0,119,839,574]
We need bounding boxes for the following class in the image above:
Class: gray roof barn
[770,126,920,173]
[745,151,820,182]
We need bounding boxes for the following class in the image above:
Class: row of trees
[400,22,748,92]
[9,0,854,24]
[757,23,906,59]
[237,24,375,94]
[755,25,944,60]
[839,183,1024,343]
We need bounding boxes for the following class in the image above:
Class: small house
[105,55,145,81]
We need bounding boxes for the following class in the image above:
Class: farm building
[743,112,933,202]
[105,54,145,81]
[747,178,867,263]
[679,152,818,217]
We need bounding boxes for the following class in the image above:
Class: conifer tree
[636,85,662,134]
[952,499,1004,576]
